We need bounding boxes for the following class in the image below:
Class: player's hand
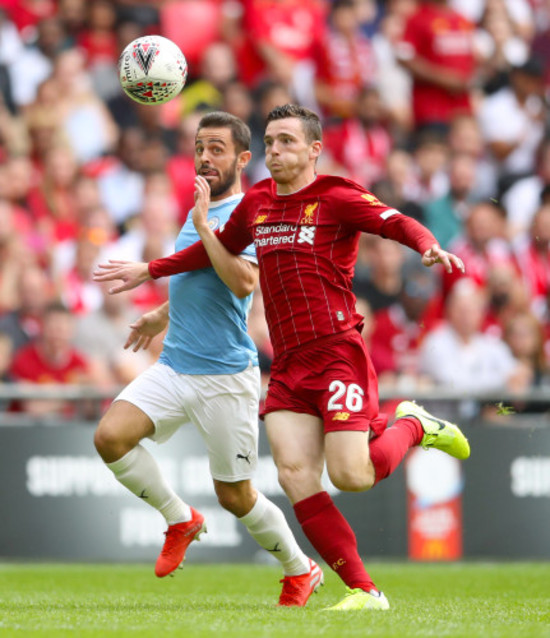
[422,244,465,274]
[92,260,151,294]
[193,175,211,232]
[124,309,168,352]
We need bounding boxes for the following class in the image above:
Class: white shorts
[115,362,261,482]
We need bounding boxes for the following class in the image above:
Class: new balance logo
[236,452,252,464]
[332,411,350,421]
[297,226,316,245]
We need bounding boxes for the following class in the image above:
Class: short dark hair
[197,111,251,153]
[331,0,356,12]
[266,104,322,144]
[511,56,544,78]
[44,301,70,316]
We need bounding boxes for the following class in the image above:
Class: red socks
[292,418,423,590]
[293,491,376,592]
[369,417,423,484]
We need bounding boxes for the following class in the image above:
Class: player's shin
[106,444,191,524]
[239,492,323,607]
[293,491,377,592]
[238,492,310,575]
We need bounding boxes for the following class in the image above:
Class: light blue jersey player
[93,112,320,607]
[160,193,258,375]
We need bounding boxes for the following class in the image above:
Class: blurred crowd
[0,0,549,419]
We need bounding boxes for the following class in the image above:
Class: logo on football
[118,35,188,105]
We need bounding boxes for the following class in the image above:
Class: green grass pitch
[1,562,549,637]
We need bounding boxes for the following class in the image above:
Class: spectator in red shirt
[396,0,477,130]
[10,301,94,416]
[77,0,119,103]
[27,144,80,244]
[443,199,514,295]
[370,259,441,387]
[0,264,54,351]
[228,0,328,90]
[55,235,104,316]
[513,204,550,321]
[0,198,38,313]
[77,0,118,70]
[323,86,392,189]
[313,0,377,120]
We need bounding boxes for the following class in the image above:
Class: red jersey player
[94,105,469,611]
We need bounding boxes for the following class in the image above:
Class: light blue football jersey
[159,193,259,374]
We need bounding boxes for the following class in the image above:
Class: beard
[208,159,238,197]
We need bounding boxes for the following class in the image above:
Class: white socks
[107,445,191,525]
[239,492,310,576]
[108,448,310,576]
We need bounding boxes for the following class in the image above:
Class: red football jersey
[150,175,436,358]
[10,342,89,384]
[399,2,476,125]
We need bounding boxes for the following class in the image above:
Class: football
[118,35,188,105]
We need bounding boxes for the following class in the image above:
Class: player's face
[194,127,240,198]
[263,118,320,191]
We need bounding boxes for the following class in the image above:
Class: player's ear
[310,141,322,161]
[237,150,252,170]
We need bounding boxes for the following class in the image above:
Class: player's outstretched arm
[124,302,169,352]
[93,260,151,294]
[421,244,465,274]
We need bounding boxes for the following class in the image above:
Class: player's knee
[277,464,319,499]
[215,482,256,517]
[276,465,299,494]
[94,415,131,462]
[328,466,375,492]
[94,419,117,458]
[216,489,240,514]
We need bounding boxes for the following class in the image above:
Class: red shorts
[262,328,388,436]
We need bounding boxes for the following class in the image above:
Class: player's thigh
[107,362,193,444]
[265,410,325,500]
[96,399,155,447]
[186,366,261,483]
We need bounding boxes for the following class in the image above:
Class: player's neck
[210,182,242,202]
[275,172,317,196]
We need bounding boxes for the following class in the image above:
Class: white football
[118,35,188,105]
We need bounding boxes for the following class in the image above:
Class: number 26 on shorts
[327,380,364,412]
